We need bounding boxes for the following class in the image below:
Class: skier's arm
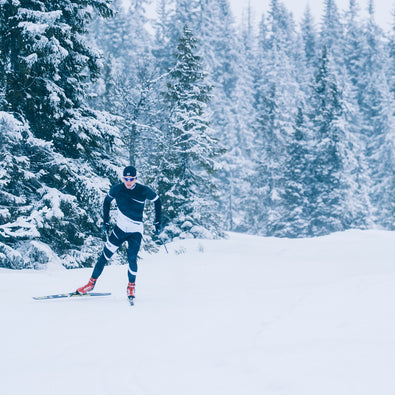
[153,196,162,226]
[103,193,114,224]
[146,187,162,232]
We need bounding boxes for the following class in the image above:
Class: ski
[128,296,135,306]
[33,291,111,300]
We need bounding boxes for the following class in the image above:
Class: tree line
[0,0,393,269]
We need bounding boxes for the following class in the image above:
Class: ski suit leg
[92,226,127,279]
[126,232,142,283]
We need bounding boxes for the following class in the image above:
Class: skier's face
[123,176,136,189]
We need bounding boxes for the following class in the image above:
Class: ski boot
[127,282,136,305]
[77,277,96,294]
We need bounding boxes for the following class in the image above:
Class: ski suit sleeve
[154,197,162,225]
[103,189,115,224]
[146,187,162,225]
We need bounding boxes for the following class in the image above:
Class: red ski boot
[127,282,135,305]
[77,277,96,294]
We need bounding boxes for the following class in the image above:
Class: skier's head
[123,166,137,178]
[122,166,137,189]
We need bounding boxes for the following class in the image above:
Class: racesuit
[92,182,161,283]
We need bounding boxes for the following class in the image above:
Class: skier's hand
[154,221,162,235]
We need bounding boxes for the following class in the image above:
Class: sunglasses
[123,177,136,182]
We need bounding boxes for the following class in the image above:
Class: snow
[1,230,395,395]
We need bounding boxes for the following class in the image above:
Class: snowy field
[1,230,395,395]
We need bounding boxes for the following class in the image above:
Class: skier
[76,165,162,304]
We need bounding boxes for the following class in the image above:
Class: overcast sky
[229,0,393,30]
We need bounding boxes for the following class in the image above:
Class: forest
[0,0,394,269]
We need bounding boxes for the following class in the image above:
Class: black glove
[102,222,110,237]
[154,221,162,235]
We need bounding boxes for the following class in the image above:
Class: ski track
[1,230,395,395]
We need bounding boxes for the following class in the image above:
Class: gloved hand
[154,221,162,235]
[102,222,110,237]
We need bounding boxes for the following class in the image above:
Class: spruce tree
[358,3,395,228]
[227,9,257,232]
[301,5,318,68]
[246,0,304,236]
[390,8,395,101]
[88,0,157,169]
[306,46,358,235]
[196,0,244,231]
[154,0,199,75]
[0,0,121,268]
[157,25,224,239]
[278,106,313,237]
[0,0,114,157]
[320,0,344,65]
[153,0,175,74]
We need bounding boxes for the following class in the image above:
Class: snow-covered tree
[195,0,244,231]
[153,0,199,75]
[390,8,395,101]
[0,0,122,269]
[88,0,158,169]
[2,0,395,269]
[301,5,318,68]
[245,0,304,236]
[306,46,362,235]
[278,105,313,237]
[156,25,224,239]
[0,0,114,157]
[356,3,395,228]
[320,0,344,65]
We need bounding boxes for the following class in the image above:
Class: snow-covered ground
[1,230,395,395]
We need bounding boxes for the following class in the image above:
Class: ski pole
[161,236,168,254]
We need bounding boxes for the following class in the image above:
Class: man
[77,165,162,304]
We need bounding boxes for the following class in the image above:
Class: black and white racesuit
[92,182,161,283]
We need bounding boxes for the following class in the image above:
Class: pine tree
[339,0,374,228]
[196,0,243,231]
[390,8,395,101]
[0,0,121,268]
[357,2,395,228]
[343,0,364,85]
[301,5,318,68]
[88,0,140,112]
[246,0,304,236]
[152,0,173,73]
[342,0,365,136]
[157,25,224,239]
[226,6,257,232]
[0,0,114,158]
[306,46,358,235]
[320,0,344,63]
[279,105,313,237]
[88,0,157,168]
[154,0,199,75]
